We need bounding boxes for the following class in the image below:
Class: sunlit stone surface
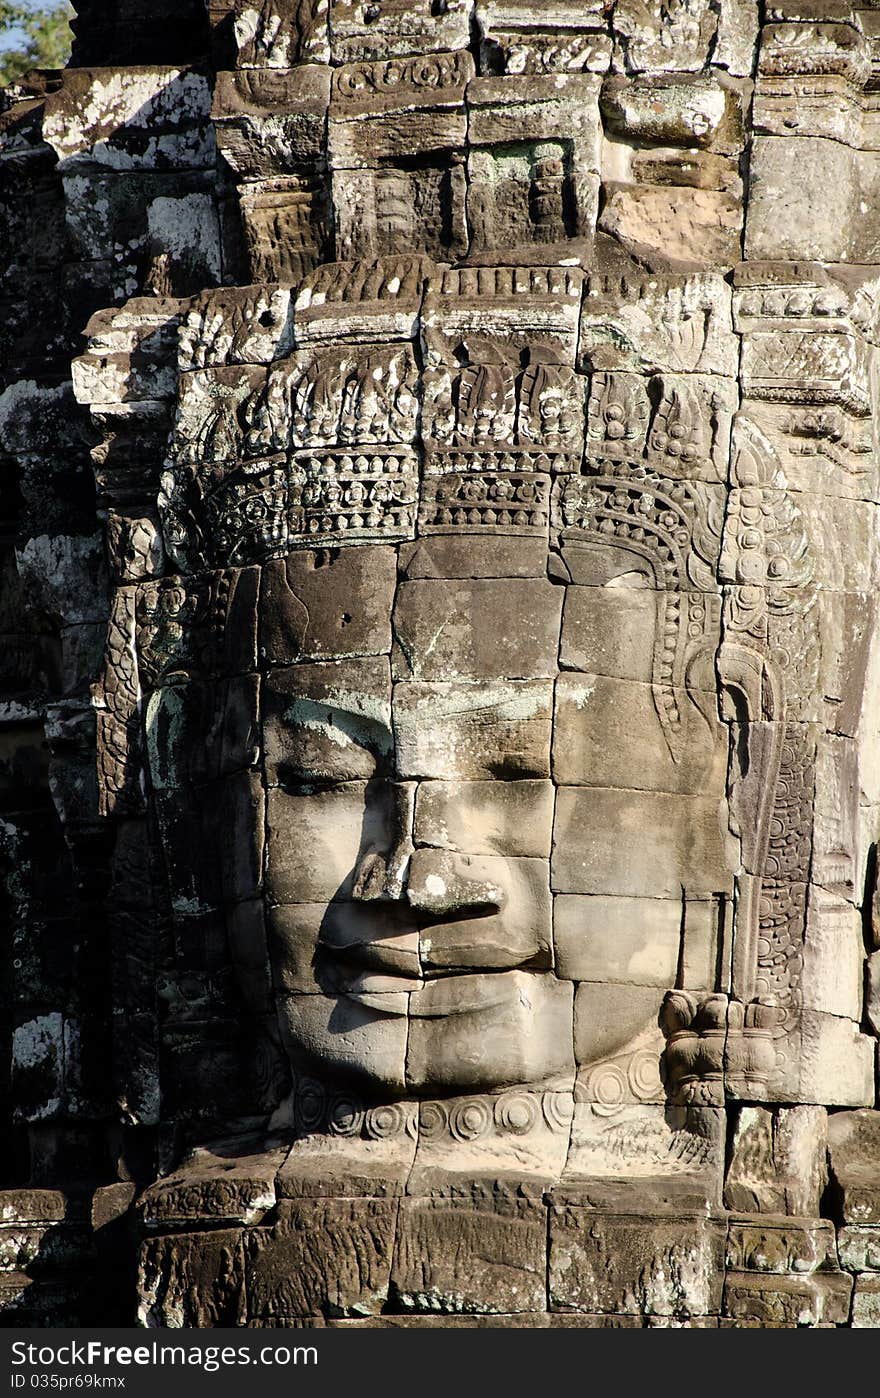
[4,0,880,1327]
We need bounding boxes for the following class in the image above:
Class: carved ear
[717,640,782,727]
[717,641,785,1001]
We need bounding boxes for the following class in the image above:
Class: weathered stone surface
[562,1103,725,1202]
[724,1106,828,1217]
[573,983,665,1074]
[723,1271,852,1328]
[793,1012,874,1109]
[852,1277,880,1328]
[406,971,575,1093]
[330,1312,643,1326]
[551,787,733,899]
[392,579,562,681]
[801,887,863,1020]
[745,137,860,262]
[399,537,548,580]
[138,1148,282,1227]
[838,1227,880,1275]
[390,1197,546,1314]
[829,1111,880,1224]
[559,585,655,678]
[8,0,880,1333]
[246,1199,397,1319]
[394,680,553,780]
[262,658,392,784]
[145,675,261,788]
[137,1230,246,1327]
[554,894,682,986]
[549,1209,726,1317]
[260,547,397,663]
[414,779,554,859]
[408,849,552,970]
[599,186,742,269]
[277,1131,416,1199]
[267,900,421,992]
[726,1216,837,1276]
[407,1090,571,1194]
[277,992,409,1095]
[552,674,727,795]
[265,781,390,903]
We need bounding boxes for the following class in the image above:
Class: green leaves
[0,1,73,87]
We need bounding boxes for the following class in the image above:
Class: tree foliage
[0,2,73,87]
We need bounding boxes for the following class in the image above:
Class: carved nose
[406,848,505,916]
[351,782,415,903]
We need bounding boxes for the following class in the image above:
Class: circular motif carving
[627,1050,663,1102]
[494,1093,538,1136]
[364,1103,404,1140]
[585,1064,627,1117]
[419,1101,449,1141]
[449,1099,492,1142]
[327,1095,364,1137]
[542,1092,575,1132]
[296,1077,325,1132]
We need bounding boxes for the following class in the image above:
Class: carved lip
[409,969,533,1017]
[330,965,534,1016]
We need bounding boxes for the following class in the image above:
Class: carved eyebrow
[604,569,652,589]
[396,683,552,723]
[283,698,393,753]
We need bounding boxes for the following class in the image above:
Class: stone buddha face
[118,263,760,1124]
[151,513,732,1104]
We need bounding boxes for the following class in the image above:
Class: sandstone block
[745,136,857,262]
[414,778,554,859]
[549,1208,726,1316]
[398,537,549,579]
[801,886,862,1020]
[829,1111,880,1223]
[552,674,727,795]
[138,1150,282,1228]
[724,1105,828,1217]
[553,894,682,985]
[598,185,742,269]
[262,657,392,784]
[277,992,409,1094]
[838,1227,880,1275]
[726,1216,837,1275]
[390,1196,547,1314]
[852,1276,880,1327]
[260,547,396,663]
[563,1102,725,1200]
[246,1199,397,1318]
[394,680,553,780]
[407,848,552,970]
[392,578,562,681]
[551,786,733,899]
[723,1270,852,1327]
[795,1012,874,1109]
[559,585,656,680]
[406,971,574,1093]
[277,1132,416,1199]
[137,1230,246,1327]
[573,982,665,1073]
[265,781,390,903]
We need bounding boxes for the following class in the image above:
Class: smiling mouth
[318,950,545,1017]
[314,896,549,1006]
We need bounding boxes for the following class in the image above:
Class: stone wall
[4,0,880,1328]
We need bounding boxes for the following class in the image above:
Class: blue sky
[0,1,73,54]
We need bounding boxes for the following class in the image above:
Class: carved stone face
[82,238,880,1144]
[166,526,731,1101]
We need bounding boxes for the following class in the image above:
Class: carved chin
[276,971,576,1095]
